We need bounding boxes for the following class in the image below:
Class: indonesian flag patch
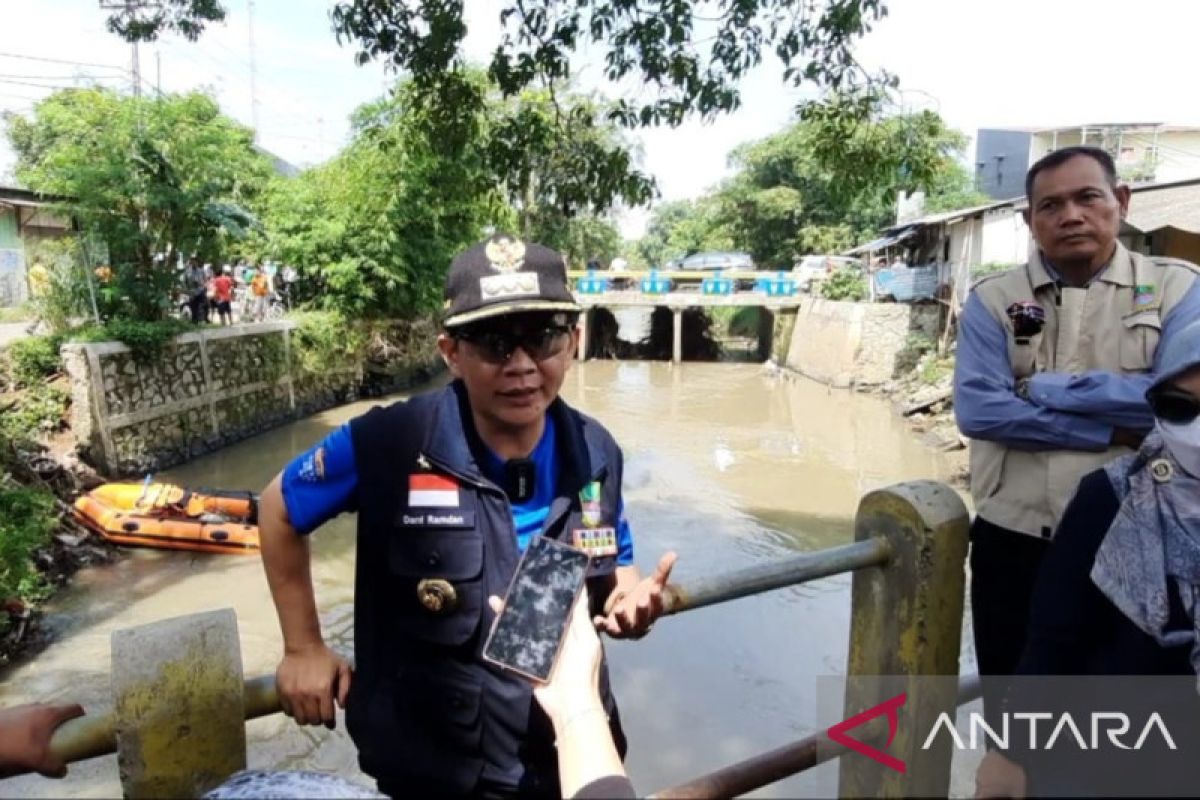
[408,474,460,508]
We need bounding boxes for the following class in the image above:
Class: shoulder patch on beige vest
[1149,256,1200,276]
[970,268,1017,293]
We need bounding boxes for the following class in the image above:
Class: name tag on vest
[573,526,618,557]
[397,511,476,529]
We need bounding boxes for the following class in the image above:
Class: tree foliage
[329,0,888,128]
[490,88,655,238]
[637,198,734,267]
[250,73,505,319]
[104,1,889,128]
[530,213,622,268]
[710,96,978,266]
[103,0,226,42]
[5,88,271,320]
[251,73,643,315]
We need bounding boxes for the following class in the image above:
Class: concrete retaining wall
[63,321,441,477]
[784,298,940,387]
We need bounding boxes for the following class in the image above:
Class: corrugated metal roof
[883,178,1200,236]
[844,226,919,255]
[886,198,1019,233]
[1124,181,1200,235]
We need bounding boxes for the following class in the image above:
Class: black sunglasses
[1148,387,1200,424]
[454,324,573,364]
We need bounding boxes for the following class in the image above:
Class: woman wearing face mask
[975,319,1200,799]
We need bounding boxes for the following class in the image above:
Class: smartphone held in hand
[484,536,591,683]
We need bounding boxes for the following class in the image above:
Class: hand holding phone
[484,536,591,683]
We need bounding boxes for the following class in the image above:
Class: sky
[2,0,1199,239]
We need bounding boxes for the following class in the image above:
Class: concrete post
[838,481,969,799]
[756,307,775,361]
[577,308,589,361]
[672,307,683,363]
[112,609,247,798]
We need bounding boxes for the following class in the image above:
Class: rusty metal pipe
[44,538,897,772]
[46,674,284,769]
[661,537,892,616]
[651,730,825,799]
[650,674,983,799]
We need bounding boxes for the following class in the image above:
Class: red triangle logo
[827,692,907,773]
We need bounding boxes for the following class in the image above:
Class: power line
[187,40,323,127]
[0,72,121,82]
[0,78,119,91]
[0,51,128,72]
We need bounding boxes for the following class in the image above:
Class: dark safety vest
[345,381,627,797]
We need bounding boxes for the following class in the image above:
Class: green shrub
[819,267,867,302]
[69,318,195,362]
[919,355,955,386]
[24,237,94,334]
[0,481,57,615]
[0,384,70,443]
[728,307,761,337]
[6,335,65,385]
[0,305,33,324]
[895,333,936,375]
[291,311,368,376]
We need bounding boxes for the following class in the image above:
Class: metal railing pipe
[650,674,984,799]
[45,538,891,770]
[661,538,892,616]
[48,674,283,768]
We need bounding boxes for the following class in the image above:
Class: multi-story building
[974,123,1200,199]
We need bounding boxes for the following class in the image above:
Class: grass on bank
[0,304,33,324]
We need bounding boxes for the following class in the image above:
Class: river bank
[0,314,441,666]
[0,361,958,799]
[871,348,968,489]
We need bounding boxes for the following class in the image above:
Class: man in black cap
[256,235,677,798]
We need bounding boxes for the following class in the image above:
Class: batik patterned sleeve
[280,423,359,535]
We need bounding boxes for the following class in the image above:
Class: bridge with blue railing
[569,269,804,362]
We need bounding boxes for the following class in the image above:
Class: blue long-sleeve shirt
[954,280,1200,451]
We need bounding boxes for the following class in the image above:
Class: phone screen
[483,536,591,683]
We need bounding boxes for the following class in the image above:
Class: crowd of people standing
[181,258,297,325]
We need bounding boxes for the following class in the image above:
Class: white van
[792,255,863,292]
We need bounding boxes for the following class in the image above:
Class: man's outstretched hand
[594,551,677,639]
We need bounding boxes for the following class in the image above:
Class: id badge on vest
[571,480,618,557]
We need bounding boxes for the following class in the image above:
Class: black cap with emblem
[442,235,581,329]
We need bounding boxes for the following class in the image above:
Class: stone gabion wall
[63,321,438,477]
[784,298,941,388]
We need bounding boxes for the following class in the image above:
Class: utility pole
[155,49,162,96]
[99,0,151,97]
[248,0,259,137]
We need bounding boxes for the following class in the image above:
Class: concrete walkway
[0,322,31,348]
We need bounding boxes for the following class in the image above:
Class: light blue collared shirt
[954,266,1200,451]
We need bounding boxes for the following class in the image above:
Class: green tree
[638,198,733,267]
[104,3,891,253]
[5,88,270,320]
[489,87,655,246]
[103,0,225,42]
[254,73,649,316]
[923,162,992,212]
[252,73,506,318]
[712,97,976,266]
[329,1,887,127]
[530,214,622,269]
[106,1,889,128]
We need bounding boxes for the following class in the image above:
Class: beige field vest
[968,242,1198,538]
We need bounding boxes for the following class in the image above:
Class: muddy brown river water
[0,361,963,798]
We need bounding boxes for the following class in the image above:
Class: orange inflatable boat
[73,481,260,555]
